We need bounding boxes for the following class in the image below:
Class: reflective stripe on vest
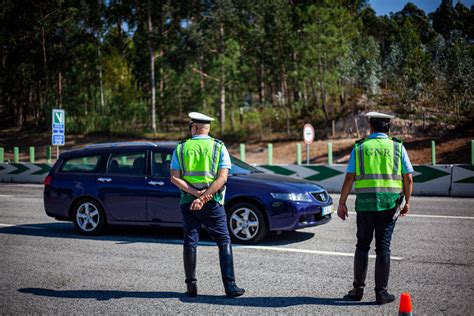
[354,138,403,194]
[176,138,223,188]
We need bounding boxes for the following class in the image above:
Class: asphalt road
[0,184,473,314]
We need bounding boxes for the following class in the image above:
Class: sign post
[52,109,65,160]
[303,123,315,165]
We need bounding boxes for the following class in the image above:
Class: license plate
[322,205,333,215]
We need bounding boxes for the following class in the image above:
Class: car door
[96,149,147,221]
[146,149,181,223]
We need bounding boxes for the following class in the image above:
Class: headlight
[270,192,312,202]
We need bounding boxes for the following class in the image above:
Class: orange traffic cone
[399,292,413,315]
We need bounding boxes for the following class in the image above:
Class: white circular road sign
[303,123,315,145]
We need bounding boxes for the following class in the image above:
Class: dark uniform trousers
[180,200,244,297]
[181,200,231,247]
[356,208,397,256]
[353,207,398,295]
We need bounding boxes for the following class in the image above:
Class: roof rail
[84,142,157,149]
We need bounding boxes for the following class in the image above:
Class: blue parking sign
[52,134,65,146]
[52,109,65,146]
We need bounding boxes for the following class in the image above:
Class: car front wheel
[72,199,106,236]
[227,202,268,244]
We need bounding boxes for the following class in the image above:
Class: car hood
[231,172,326,193]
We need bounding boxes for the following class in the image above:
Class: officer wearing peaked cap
[170,112,245,298]
[338,111,414,305]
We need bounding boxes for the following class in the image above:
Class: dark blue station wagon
[44,142,333,244]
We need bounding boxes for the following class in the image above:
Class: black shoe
[186,282,197,298]
[218,243,245,297]
[346,249,368,301]
[184,246,197,297]
[224,282,245,297]
[345,287,364,301]
[375,254,394,304]
[376,289,395,305]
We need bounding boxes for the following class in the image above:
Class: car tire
[72,198,106,236]
[227,202,268,244]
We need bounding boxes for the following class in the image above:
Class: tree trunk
[219,23,225,135]
[159,49,164,127]
[321,84,330,122]
[147,0,157,134]
[332,119,336,139]
[57,71,62,109]
[280,65,290,135]
[259,63,265,104]
[98,47,105,110]
[198,55,207,111]
[40,21,49,123]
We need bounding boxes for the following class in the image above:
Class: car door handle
[148,181,164,186]
[97,177,112,183]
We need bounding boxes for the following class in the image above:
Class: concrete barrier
[0,163,51,184]
[257,164,472,197]
[257,164,348,193]
[1,162,473,197]
[450,165,474,197]
[412,165,452,196]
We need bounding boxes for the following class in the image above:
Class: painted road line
[0,194,13,198]
[162,239,404,261]
[0,223,44,230]
[347,212,474,220]
[0,184,43,188]
[235,244,404,261]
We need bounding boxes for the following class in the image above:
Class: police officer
[170,112,245,298]
[337,112,413,305]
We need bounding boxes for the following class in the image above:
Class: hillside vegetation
[1,0,473,140]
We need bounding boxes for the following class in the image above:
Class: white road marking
[235,244,404,261]
[348,212,474,220]
[0,223,403,260]
[0,194,13,198]
[0,184,43,188]
[0,223,44,230]
[169,239,403,261]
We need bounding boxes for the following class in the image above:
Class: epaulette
[355,138,366,144]
[212,138,224,144]
[391,137,403,143]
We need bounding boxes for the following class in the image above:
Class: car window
[60,155,101,173]
[229,156,262,175]
[107,152,146,176]
[152,151,172,178]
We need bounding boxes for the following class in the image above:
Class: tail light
[44,175,52,186]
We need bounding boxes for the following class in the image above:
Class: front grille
[311,191,328,202]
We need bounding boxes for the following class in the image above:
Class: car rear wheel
[227,202,268,244]
[72,199,106,236]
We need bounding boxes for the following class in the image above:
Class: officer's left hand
[190,198,204,211]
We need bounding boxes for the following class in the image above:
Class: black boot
[375,254,395,305]
[218,243,245,297]
[345,249,368,301]
[183,246,197,297]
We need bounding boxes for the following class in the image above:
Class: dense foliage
[1,0,473,138]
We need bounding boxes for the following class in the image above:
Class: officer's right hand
[190,198,204,211]
[337,203,348,220]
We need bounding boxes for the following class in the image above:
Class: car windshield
[230,156,263,175]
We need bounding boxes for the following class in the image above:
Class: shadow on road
[0,222,315,246]
[18,288,375,307]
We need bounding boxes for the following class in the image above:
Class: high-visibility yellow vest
[354,137,403,211]
[176,137,224,204]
